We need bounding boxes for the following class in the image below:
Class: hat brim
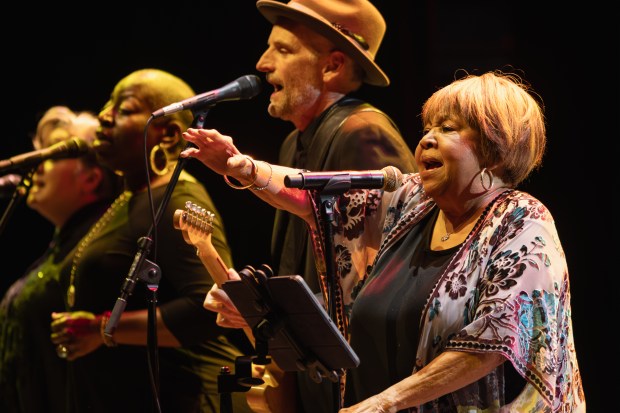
[256,0,389,87]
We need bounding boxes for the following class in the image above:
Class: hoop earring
[149,144,170,176]
[479,168,494,191]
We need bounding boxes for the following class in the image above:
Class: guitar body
[173,202,300,413]
[246,366,299,413]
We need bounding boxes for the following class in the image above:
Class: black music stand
[221,269,359,412]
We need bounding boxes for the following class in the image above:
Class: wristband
[100,311,117,347]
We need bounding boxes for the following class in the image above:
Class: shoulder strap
[305,98,362,172]
[304,98,399,171]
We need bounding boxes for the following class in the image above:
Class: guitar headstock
[173,201,214,249]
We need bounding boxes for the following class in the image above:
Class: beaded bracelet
[100,311,118,347]
[252,161,273,191]
[223,156,258,190]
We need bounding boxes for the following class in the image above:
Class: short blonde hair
[32,106,91,149]
[32,106,121,198]
[113,69,197,152]
[421,71,546,186]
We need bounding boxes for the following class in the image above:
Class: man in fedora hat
[202,1,416,411]
[254,0,415,316]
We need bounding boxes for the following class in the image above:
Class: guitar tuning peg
[238,266,255,281]
[258,264,274,278]
[254,268,269,285]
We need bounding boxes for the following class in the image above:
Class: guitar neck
[195,240,257,345]
[195,241,231,288]
[173,205,299,413]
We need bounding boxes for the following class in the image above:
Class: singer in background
[184,71,586,412]
[201,1,415,411]
[49,69,253,413]
[0,106,122,413]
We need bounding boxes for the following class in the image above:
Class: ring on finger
[56,344,69,359]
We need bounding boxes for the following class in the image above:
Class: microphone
[284,166,403,192]
[0,137,90,174]
[151,74,262,118]
[0,174,22,198]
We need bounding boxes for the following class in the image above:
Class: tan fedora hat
[256,0,390,87]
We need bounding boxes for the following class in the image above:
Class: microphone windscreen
[238,75,262,99]
[69,137,91,155]
[382,166,403,192]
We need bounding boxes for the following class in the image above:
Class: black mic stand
[103,106,214,412]
[314,176,355,413]
[217,355,256,413]
[228,171,358,413]
[0,170,35,237]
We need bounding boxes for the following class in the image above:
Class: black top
[60,180,252,413]
[345,209,458,411]
[0,200,113,413]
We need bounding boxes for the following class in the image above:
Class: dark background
[1,2,615,411]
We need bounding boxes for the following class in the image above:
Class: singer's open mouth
[424,161,442,170]
[95,130,107,141]
[421,156,443,171]
[92,138,112,153]
[265,76,282,94]
[94,131,113,146]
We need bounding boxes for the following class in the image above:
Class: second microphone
[284,166,403,192]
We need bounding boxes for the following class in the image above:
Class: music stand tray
[222,274,359,382]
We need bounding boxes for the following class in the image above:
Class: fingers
[51,311,101,360]
[227,268,241,281]
[204,284,249,329]
[50,312,69,342]
[181,129,246,178]
[52,321,74,360]
[203,284,235,312]
[182,128,237,152]
[216,312,248,329]
[51,312,96,337]
[50,328,71,345]
[182,129,240,160]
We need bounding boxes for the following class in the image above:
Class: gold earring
[149,144,170,176]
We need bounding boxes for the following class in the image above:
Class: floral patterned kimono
[308,173,585,412]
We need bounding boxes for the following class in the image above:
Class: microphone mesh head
[238,75,262,99]
[71,137,91,155]
[382,166,403,192]
[48,137,91,160]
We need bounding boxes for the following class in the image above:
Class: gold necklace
[439,208,479,242]
[67,191,131,308]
